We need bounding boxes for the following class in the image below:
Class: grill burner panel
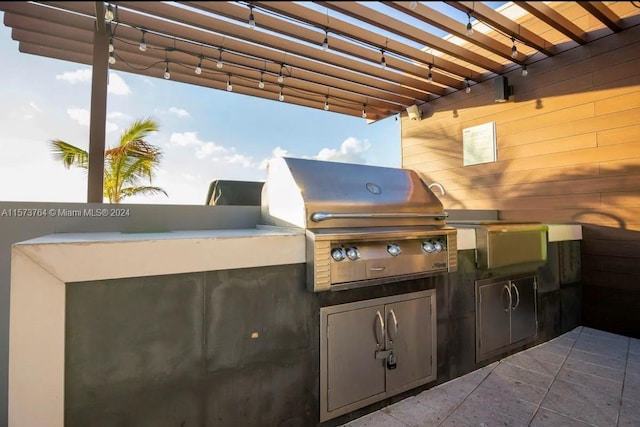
[307,227,457,292]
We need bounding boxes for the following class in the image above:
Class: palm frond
[119,186,168,200]
[50,140,89,169]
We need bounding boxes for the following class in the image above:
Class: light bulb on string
[380,50,386,69]
[139,30,147,52]
[248,5,255,29]
[195,57,202,75]
[164,62,171,80]
[108,51,116,65]
[324,96,330,111]
[277,65,284,83]
[427,64,433,83]
[522,65,528,77]
[258,71,265,89]
[108,36,114,53]
[226,75,233,92]
[105,5,114,23]
[465,79,471,94]
[361,104,367,119]
[511,37,518,59]
[409,1,418,10]
[278,88,285,102]
[322,30,329,51]
[216,50,223,69]
[466,14,473,37]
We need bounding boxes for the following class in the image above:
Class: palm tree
[50,117,168,203]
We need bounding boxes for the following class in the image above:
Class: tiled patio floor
[341,326,640,427]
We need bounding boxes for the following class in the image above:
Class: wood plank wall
[401,6,640,338]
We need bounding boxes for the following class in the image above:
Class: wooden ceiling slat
[316,1,506,75]
[578,1,624,33]
[444,1,556,57]
[184,1,456,93]
[251,1,472,87]
[517,2,588,45]
[386,1,527,63]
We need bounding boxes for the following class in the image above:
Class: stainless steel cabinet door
[326,305,386,412]
[385,296,434,394]
[477,280,511,357]
[509,276,537,344]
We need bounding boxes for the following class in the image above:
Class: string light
[278,87,285,102]
[163,61,170,80]
[226,74,233,92]
[248,4,255,29]
[324,95,330,111]
[361,104,367,118]
[216,50,223,69]
[139,30,147,52]
[466,14,473,37]
[511,37,518,59]
[258,71,265,89]
[465,79,471,94]
[322,30,329,51]
[277,64,284,83]
[195,56,202,75]
[409,1,418,10]
[104,4,114,23]
[380,50,386,69]
[108,51,116,65]
[427,64,433,83]
[108,36,114,53]
[522,65,528,77]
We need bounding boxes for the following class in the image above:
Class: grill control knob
[387,243,402,257]
[433,240,445,253]
[331,248,346,262]
[422,241,436,253]
[346,247,360,260]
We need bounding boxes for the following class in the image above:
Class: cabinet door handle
[511,283,521,310]
[501,284,512,312]
[374,310,385,348]
[387,309,398,344]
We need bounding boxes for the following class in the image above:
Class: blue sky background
[0,3,506,205]
[0,11,403,205]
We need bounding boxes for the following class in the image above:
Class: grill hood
[261,157,448,229]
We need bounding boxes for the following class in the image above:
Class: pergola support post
[87,1,108,203]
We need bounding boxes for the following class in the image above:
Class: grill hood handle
[311,211,449,222]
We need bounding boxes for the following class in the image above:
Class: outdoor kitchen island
[8,220,581,427]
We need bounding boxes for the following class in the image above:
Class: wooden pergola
[1,1,639,202]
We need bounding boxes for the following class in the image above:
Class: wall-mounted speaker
[495,76,513,103]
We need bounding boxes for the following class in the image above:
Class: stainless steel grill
[261,157,457,292]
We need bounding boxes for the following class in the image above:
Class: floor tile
[622,372,640,402]
[535,340,572,357]
[572,335,628,360]
[343,410,411,427]
[413,383,468,415]
[542,379,619,426]
[529,407,595,427]
[562,357,625,382]
[629,337,640,355]
[549,335,576,348]
[478,370,547,405]
[567,348,627,371]
[382,397,450,427]
[439,398,527,427]
[466,383,538,424]
[627,352,640,375]
[618,398,640,427]
[556,366,623,398]
[581,327,630,344]
[502,348,564,376]
[492,360,555,390]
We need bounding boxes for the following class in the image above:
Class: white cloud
[225,153,254,168]
[67,108,90,127]
[29,102,43,113]
[314,137,371,163]
[169,131,228,159]
[55,68,130,95]
[56,69,92,84]
[107,111,131,120]
[67,108,118,134]
[259,146,291,170]
[107,73,131,95]
[168,107,190,118]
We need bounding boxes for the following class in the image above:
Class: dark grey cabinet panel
[320,290,436,422]
[476,275,537,362]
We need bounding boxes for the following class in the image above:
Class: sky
[0,11,403,206]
